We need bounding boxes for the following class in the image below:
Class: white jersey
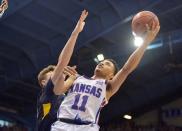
[58,76,107,124]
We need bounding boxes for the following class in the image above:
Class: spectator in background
[0,125,28,131]
[100,120,182,131]
[0,0,8,18]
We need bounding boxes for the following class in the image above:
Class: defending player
[36,9,87,131]
[37,65,77,131]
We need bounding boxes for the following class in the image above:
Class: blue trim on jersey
[95,107,102,124]
[95,98,106,123]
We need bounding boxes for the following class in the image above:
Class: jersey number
[71,94,89,112]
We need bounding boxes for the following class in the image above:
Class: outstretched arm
[106,23,160,99]
[51,10,88,86]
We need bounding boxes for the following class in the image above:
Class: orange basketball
[132,11,159,36]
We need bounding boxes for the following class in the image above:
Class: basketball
[132,11,159,36]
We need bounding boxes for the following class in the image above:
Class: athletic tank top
[58,76,107,124]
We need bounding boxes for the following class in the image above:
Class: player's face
[95,60,115,80]
[41,71,53,87]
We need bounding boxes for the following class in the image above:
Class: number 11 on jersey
[71,94,89,112]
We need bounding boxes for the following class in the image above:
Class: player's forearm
[122,42,149,74]
[59,30,79,59]
[63,76,75,91]
[108,25,159,98]
[53,76,75,95]
[51,31,79,85]
[58,30,79,71]
[107,43,148,98]
[123,23,160,74]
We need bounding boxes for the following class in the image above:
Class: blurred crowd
[0,125,28,131]
[100,121,182,131]
[0,120,181,131]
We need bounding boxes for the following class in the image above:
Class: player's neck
[92,74,106,80]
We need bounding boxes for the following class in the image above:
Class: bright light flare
[134,36,144,47]
[124,114,132,120]
[97,54,104,61]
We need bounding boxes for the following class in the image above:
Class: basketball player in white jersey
[0,0,8,18]
[51,10,160,131]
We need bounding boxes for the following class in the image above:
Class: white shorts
[51,120,100,131]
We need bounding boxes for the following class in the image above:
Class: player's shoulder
[45,78,54,88]
[76,75,107,86]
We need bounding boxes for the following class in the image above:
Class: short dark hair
[104,59,119,75]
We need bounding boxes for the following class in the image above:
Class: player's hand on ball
[74,10,88,33]
[144,21,160,45]
[63,66,78,80]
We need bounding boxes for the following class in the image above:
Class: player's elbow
[122,65,133,75]
[123,62,139,75]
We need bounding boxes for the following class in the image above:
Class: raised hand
[74,10,88,33]
[144,21,160,45]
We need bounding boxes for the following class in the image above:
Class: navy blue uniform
[37,79,65,131]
